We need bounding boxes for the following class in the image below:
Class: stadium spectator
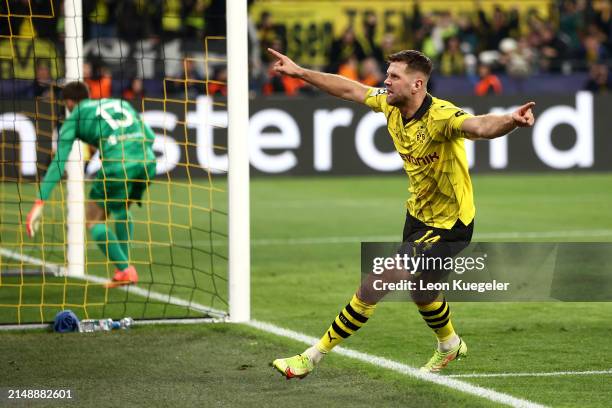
[0,0,31,37]
[116,0,155,41]
[84,61,112,99]
[499,37,535,78]
[248,0,265,95]
[474,63,503,96]
[31,60,54,98]
[261,40,306,96]
[413,9,437,58]
[122,78,145,100]
[327,27,366,73]
[537,24,570,72]
[360,10,381,58]
[85,0,116,39]
[584,62,612,93]
[164,57,207,100]
[207,67,228,97]
[429,11,458,58]
[184,0,208,39]
[525,7,547,40]
[592,0,612,44]
[360,57,384,87]
[575,31,609,70]
[160,0,184,39]
[456,13,478,55]
[263,61,304,96]
[201,0,226,39]
[477,4,519,51]
[29,0,58,42]
[439,36,465,76]
[337,56,360,81]
[257,11,283,64]
[375,31,400,70]
[558,0,586,53]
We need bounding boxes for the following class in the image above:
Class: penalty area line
[1,247,547,407]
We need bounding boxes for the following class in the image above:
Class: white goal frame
[62,0,250,322]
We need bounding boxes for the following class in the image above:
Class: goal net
[0,0,249,326]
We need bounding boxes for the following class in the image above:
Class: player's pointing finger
[267,48,284,59]
[520,101,536,112]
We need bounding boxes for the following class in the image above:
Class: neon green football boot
[272,354,314,379]
[420,338,467,373]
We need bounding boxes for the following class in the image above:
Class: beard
[386,92,406,107]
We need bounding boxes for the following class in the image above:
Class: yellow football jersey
[364,88,475,229]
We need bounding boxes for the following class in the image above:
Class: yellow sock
[316,294,376,353]
[417,298,456,342]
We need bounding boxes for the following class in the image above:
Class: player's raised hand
[26,199,44,238]
[267,48,303,78]
[512,101,536,127]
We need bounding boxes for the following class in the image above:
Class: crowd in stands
[0,0,229,99]
[257,0,612,96]
[1,0,612,99]
[0,0,226,44]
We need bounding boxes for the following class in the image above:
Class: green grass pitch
[1,173,612,407]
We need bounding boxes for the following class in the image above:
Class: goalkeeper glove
[26,199,44,238]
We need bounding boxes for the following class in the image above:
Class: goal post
[64,0,85,278]
[0,0,250,326]
[227,0,251,323]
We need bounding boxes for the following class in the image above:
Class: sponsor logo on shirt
[399,151,439,166]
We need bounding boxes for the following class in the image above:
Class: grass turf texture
[2,173,612,407]
[0,324,498,408]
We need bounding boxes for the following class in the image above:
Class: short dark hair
[61,81,89,102]
[387,50,433,77]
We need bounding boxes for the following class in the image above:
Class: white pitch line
[0,323,49,331]
[449,369,612,378]
[0,247,227,320]
[0,247,64,276]
[248,320,546,408]
[70,272,228,320]
[0,248,547,407]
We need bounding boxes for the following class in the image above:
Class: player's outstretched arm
[267,48,369,104]
[26,119,78,238]
[461,101,535,140]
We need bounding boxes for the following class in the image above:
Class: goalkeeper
[26,81,156,287]
[268,48,535,377]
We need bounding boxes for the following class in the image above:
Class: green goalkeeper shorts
[89,161,156,213]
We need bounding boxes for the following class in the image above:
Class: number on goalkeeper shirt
[96,100,134,130]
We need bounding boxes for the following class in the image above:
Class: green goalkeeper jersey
[39,98,156,201]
